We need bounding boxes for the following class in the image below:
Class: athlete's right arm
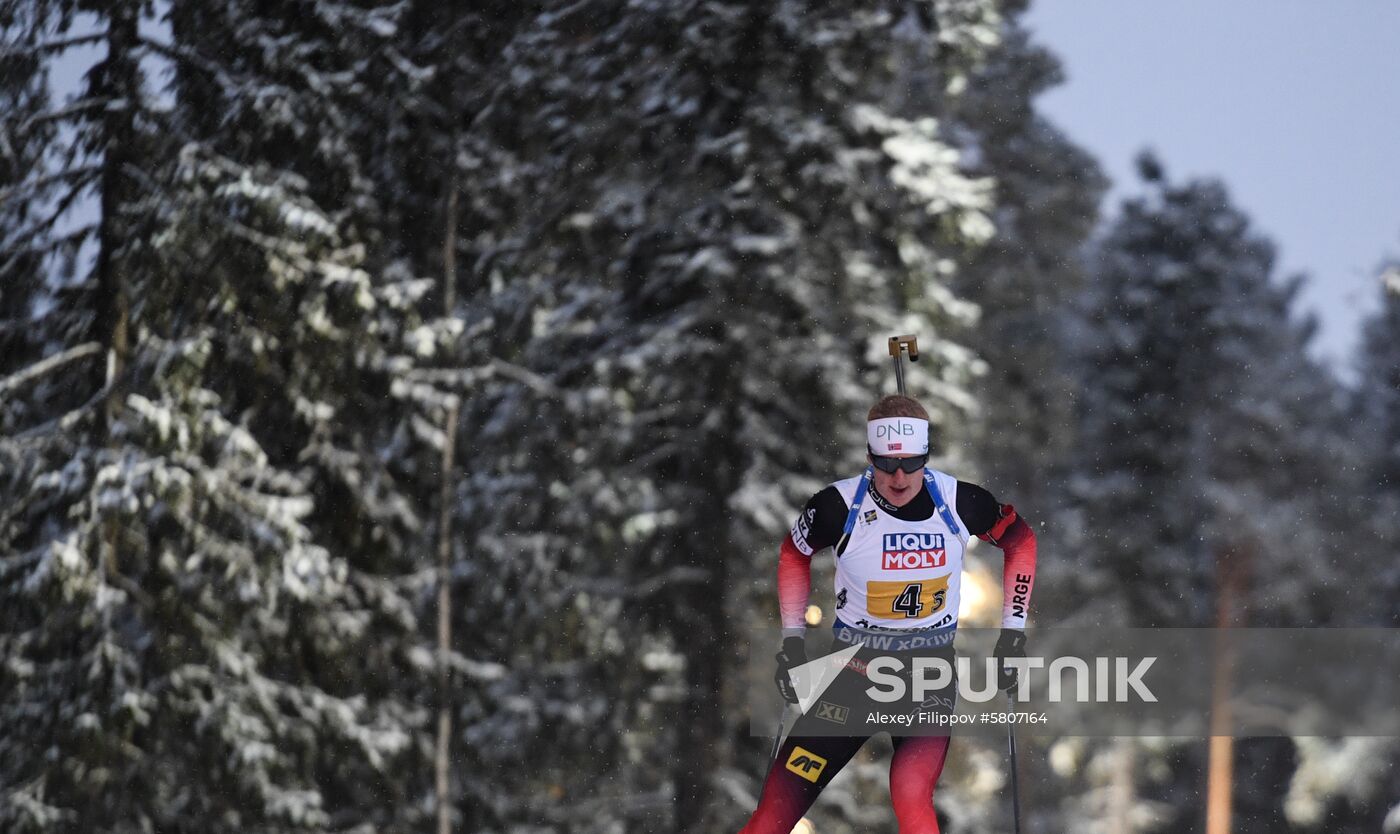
[777,538,811,637]
[779,486,847,636]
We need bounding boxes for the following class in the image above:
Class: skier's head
[866,395,930,508]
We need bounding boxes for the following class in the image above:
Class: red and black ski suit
[738,477,1037,834]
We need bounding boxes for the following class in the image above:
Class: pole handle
[887,335,920,396]
[887,335,920,361]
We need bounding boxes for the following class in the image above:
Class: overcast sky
[1023,0,1400,376]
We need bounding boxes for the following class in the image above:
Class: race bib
[866,575,949,619]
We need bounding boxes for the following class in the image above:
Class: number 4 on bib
[867,576,949,619]
[893,583,923,617]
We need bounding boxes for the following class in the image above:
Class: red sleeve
[977,504,1037,630]
[778,534,812,632]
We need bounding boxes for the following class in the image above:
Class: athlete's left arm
[956,482,1037,629]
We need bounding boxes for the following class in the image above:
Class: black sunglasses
[868,452,928,474]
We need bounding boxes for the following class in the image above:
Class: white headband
[867,417,929,456]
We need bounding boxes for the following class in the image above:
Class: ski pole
[769,702,788,764]
[1007,691,1022,834]
[887,335,919,396]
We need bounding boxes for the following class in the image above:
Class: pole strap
[923,468,962,539]
[835,466,873,555]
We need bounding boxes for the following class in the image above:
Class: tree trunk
[95,1,138,582]
[1206,544,1249,834]
[435,180,461,834]
[1107,740,1137,834]
[672,350,741,833]
[95,2,137,426]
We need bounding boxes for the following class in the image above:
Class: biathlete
[737,394,1038,834]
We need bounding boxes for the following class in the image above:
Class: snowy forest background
[2,0,1398,832]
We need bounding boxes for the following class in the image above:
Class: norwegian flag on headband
[867,417,929,456]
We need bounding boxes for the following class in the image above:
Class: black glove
[993,629,1027,693]
[774,636,808,704]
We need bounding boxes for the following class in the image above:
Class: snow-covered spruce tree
[2,2,165,825]
[1,3,437,831]
[1060,156,1368,834]
[0,23,98,830]
[923,4,1109,831]
[942,0,1107,512]
[1071,153,1353,629]
[428,2,1002,831]
[1355,265,1400,626]
[1262,266,1400,834]
[183,3,537,827]
[159,1,446,828]
[342,4,549,829]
